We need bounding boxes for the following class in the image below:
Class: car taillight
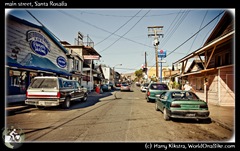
[170,103,180,107]
[57,92,61,98]
[26,92,29,98]
[147,91,150,96]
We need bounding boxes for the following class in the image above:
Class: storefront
[6,15,71,103]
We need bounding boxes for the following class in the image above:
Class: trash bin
[95,85,100,93]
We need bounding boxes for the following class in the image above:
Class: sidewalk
[207,103,235,131]
[5,92,235,132]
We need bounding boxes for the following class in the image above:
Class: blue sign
[30,41,49,56]
[56,56,67,68]
[158,49,167,58]
[27,30,51,56]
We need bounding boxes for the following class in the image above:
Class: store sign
[83,55,100,60]
[56,56,67,68]
[158,49,167,58]
[27,30,51,56]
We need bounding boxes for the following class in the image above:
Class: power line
[78,10,186,18]
[26,10,61,42]
[95,9,142,46]
[186,10,208,54]
[166,11,225,57]
[58,10,154,49]
[100,9,151,53]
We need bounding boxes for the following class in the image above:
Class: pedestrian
[182,81,195,92]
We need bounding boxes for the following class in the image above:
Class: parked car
[120,83,131,91]
[25,76,88,109]
[140,82,149,92]
[115,82,121,87]
[155,90,210,121]
[101,84,111,92]
[146,82,169,102]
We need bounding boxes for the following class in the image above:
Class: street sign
[158,49,167,58]
[158,59,166,63]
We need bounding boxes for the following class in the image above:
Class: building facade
[6,15,71,103]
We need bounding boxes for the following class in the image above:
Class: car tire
[163,108,170,121]
[81,93,87,102]
[155,102,159,111]
[62,97,70,109]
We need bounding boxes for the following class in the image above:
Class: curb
[210,118,233,131]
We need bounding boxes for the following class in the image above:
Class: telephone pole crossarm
[147,26,164,81]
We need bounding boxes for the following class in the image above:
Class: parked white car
[140,83,149,92]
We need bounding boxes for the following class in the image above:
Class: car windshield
[150,84,169,90]
[29,78,57,88]
[171,91,199,100]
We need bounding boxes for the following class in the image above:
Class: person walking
[182,81,196,92]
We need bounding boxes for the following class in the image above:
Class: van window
[58,78,63,88]
[29,78,57,88]
[63,81,73,88]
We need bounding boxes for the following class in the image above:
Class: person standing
[182,81,195,92]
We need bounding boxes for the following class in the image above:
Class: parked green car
[155,90,210,121]
[145,82,169,102]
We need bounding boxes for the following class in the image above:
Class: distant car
[120,83,131,91]
[146,82,169,102]
[115,82,121,87]
[135,82,141,87]
[140,83,149,92]
[155,90,210,121]
[108,82,114,89]
[101,84,111,92]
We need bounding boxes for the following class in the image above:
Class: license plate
[186,113,195,117]
[38,101,45,105]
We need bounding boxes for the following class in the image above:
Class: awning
[6,56,23,68]
[18,53,72,76]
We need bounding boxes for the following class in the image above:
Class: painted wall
[6,18,68,70]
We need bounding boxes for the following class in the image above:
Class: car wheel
[155,102,159,111]
[81,93,87,102]
[62,97,70,109]
[163,108,170,121]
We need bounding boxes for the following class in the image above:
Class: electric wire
[100,9,151,53]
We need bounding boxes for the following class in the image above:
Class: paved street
[6,84,233,142]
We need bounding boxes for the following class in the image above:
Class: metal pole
[155,42,159,79]
[160,57,162,82]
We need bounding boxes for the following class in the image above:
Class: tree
[135,69,143,82]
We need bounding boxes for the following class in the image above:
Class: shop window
[9,70,27,94]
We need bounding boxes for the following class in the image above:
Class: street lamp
[113,64,122,85]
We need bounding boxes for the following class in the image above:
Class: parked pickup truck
[25,76,88,109]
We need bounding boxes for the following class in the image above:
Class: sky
[5,8,234,74]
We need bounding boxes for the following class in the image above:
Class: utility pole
[148,26,163,80]
[144,51,147,73]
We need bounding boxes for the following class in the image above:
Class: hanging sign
[158,49,167,58]
[27,30,51,56]
[56,56,67,68]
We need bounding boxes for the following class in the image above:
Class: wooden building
[172,11,234,106]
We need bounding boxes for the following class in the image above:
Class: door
[73,81,83,99]
[158,92,167,111]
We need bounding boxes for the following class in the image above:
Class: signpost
[158,49,167,82]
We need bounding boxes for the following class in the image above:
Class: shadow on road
[171,117,212,124]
